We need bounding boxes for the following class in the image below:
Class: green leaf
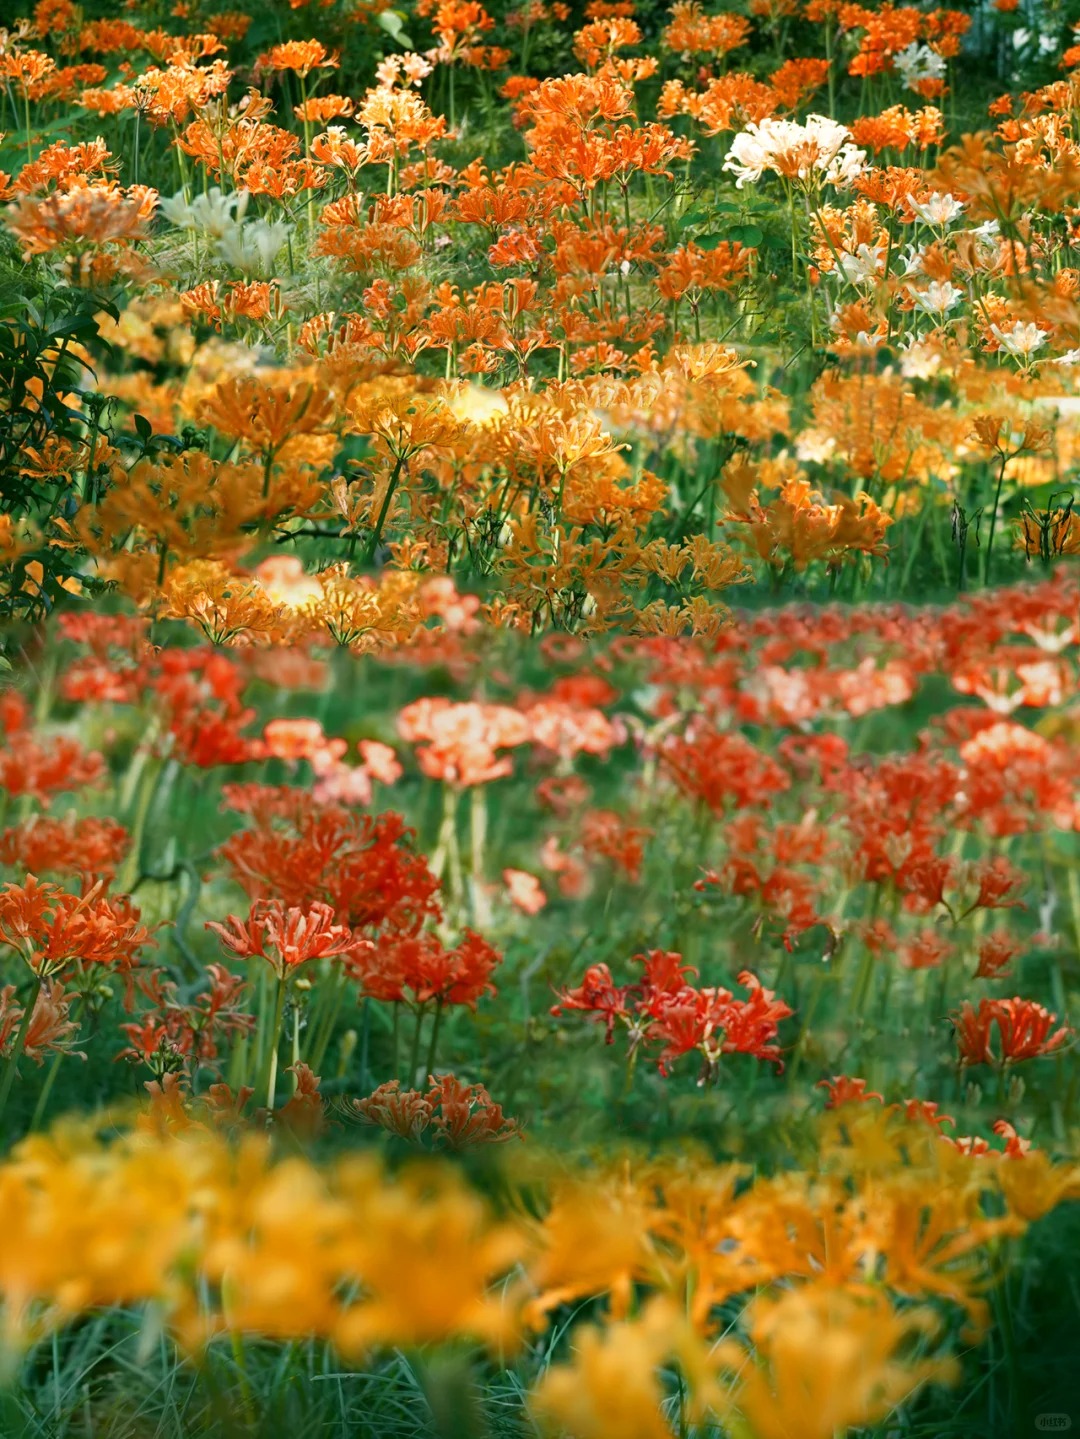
[728,224,763,247]
[377,10,413,44]
[45,314,99,342]
[697,229,764,250]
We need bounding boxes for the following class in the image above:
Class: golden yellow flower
[715,1284,958,1439]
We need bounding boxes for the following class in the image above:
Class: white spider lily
[907,280,964,315]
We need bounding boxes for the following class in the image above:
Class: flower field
[2,0,1080,1433]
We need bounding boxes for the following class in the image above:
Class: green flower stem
[0,974,43,1127]
[263,975,288,1118]
[424,999,444,1083]
[407,1002,427,1087]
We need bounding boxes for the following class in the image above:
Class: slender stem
[424,999,443,1082]
[446,793,465,912]
[787,185,798,284]
[228,1326,256,1426]
[407,1002,427,1087]
[850,945,876,1018]
[366,454,406,564]
[469,786,490,927]
[30,994,82,1131]
[117,757,162,893]
[251,960,270,1086]
[897,485,934,594]
[430,781,458,880]
[307,964,346,1073]
[983,453,1009,586]
[29,1048,63,1131]
[358,997,370,1092]
[0,974,43,1125]
[299,72,315,235]
[23,86,32,164]
[264,975,288,1117]
[262,448,275,501]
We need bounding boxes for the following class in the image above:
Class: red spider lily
[352,929,501,1008]
[900,930,955,971]
[643,986,720,1076]
[397,697,532,788]
[836,752,962,889]
[428,1073,522,1147]
[535,774,592,816]
[817,1075,884,1108]
[521,697,626,763]
[353,1073,521,1149]
[949,1122,1033,1159]
[957,721,1075,837]
[550,962,639,1041]
[951,997,1072,1066]
[276,1063,325,1140]
[975,929,1026,979]
[0,876,153,979]
[895,1098,955,1132]
[119,963,254,1071]
[900,855,956,914]
[717,971,793,1066]
[503,868,547,914]
[950,653,1070,715]
[219,797,441,937]
[201,1081,258,1130]
[0,728,105,805]
[137,1066,325,1137]
[660,724,789,814]
[354,1078,433,1142]
[553,950,791,1081]
[992,1120,1034,1158]
[0,980,84,1065]
[817,1080,956,1133]
[0,691,29,735]
[169,707,265,769]
[698,852,826,953]
[262,718,347,771]
[578,809,651,883]
[902,854,1027,922]
[968,856,1027,912]
[0,815,129,883]
[638,949,697,993]
[57,644,265,772]
[206,900,367,980]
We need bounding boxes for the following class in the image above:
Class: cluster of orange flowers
[3,0,1080,1432]
[6,0,1078,634]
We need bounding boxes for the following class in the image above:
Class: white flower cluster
[907,280,965,316]
[894,43,946,92]
[159,187,293,276]
[908,191,965,228]
[723,115,867,191]
[158,186,249,238]
[836,243,885,286]
[990,321,1048,360]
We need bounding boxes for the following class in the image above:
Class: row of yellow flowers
[1,1096,1076,1437]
